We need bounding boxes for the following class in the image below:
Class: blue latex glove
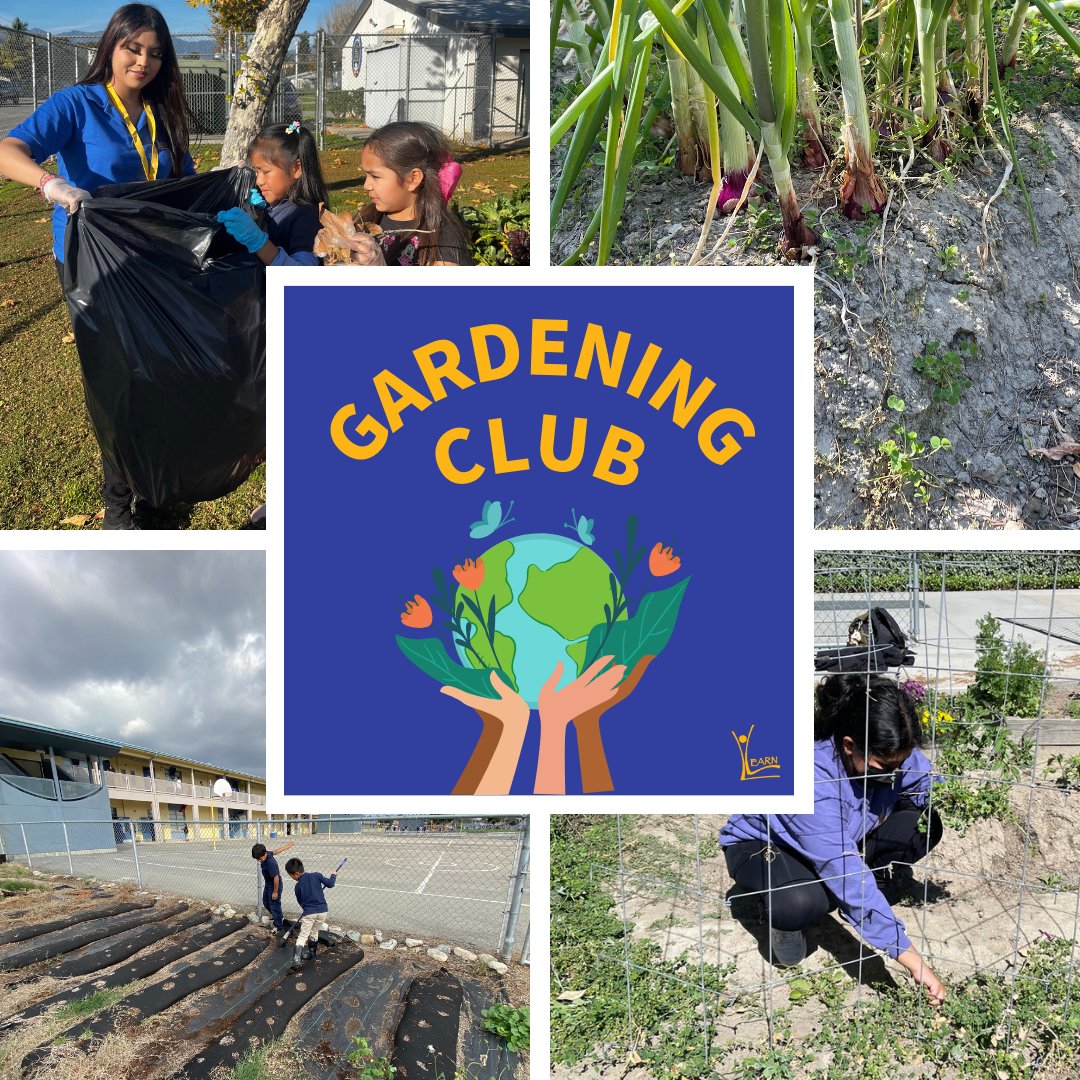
[216,207,268,253]
[249,187,267,207]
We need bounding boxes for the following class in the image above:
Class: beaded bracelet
[37,173,55,199]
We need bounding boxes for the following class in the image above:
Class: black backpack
[814,606,916,672]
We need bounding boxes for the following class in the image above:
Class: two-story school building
[0,713,283,854]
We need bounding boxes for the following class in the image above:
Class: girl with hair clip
[217,121,332,266]
[720,674,947,1004]
[357,121,471,266]
[0,3,196,528]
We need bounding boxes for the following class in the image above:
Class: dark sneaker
[291,946,306,970]
[770,927,807,967]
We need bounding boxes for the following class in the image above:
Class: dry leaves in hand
[313,205,383,265]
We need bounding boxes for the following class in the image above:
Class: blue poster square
[282,280,798,796]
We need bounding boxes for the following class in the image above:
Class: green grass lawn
[0,143,528,530]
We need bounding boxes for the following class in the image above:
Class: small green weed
[1067,699,1080,720]
[1044,752,1080,792]
[912,340,976,406]
[229,1045,273,1080]
[457,187,530,266]
[346,1036,396,1080]
[876,395,952,503]
[481,1003,530,1053]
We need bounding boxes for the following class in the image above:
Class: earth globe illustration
[453,533,626,707]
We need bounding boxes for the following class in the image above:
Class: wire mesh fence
[553,552,1080,1076]
[0,815,529,959]
[0,25,528,148]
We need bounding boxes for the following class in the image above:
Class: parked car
[0,76,20,105]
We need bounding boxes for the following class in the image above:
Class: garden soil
[554,805,1080,1078]
[552,109,1080,530]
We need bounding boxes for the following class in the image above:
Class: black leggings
[56,259,134,516]
[724,801,943,933]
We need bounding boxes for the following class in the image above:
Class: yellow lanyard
[106,83,159,181]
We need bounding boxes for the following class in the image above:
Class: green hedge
[813,552,1080,592]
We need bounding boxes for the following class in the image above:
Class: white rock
[487,961,509,975]
[248,913,261,924]
[222,908,237,918]
[329,926,344,936]
[427,949,450,962]
[378,939,397,950]
[453,947,478,962]
[477,953,497,965]
[360,934,376,945]
[213,906,226,915]
[435,944,453,955]
[374,929,383,942]
[405,938,424,948]
[346,930,362,942]
[32,871,43,877]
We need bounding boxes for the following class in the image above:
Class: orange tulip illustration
[453,557,485,591]
[649,542,681,577]
[400,594,433,628]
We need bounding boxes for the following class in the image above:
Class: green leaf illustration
[395,636,509,698]
[586,577,691,674]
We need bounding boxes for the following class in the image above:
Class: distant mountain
[50,29,220,58]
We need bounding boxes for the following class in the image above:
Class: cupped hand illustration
[534,657,627,794]
[441,672,529,795]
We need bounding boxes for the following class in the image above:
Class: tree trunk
[220,0,312,166]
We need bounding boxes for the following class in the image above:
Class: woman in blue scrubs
[0,4,196,529]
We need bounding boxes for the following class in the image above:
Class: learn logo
[732,724,782,780]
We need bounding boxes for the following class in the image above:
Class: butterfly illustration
[564,508,596,546]
[469,499,515,539]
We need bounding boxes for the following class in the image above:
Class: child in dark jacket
[285,856,337,968]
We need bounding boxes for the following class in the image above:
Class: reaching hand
[42,176,91,213]
[216,207,269,253]
[897,945,946,1005]
[534,657,627,794]
[342,231,385,266]
[440,672,529,795]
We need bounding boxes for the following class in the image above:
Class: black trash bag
[814,606,916,672]
[62,167,265,508]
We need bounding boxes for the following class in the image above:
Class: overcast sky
[1,1,332,35]
[0,551,266,777]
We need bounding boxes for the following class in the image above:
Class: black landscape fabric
[0,900,148,945]
[390,970,464,1080]
[63,166,265,507]
[0,904,168,970]
[42,904,199,980]
[294,957,416,1077]
[177,945,366,1079]
[21,930,266,1074]
[0,915,243,1028]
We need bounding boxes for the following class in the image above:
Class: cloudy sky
[0,551,266,776]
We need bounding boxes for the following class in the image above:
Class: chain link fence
[0,815,529,959]
[0,25,528,148]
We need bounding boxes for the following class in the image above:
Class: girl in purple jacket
[720,675,946,1004]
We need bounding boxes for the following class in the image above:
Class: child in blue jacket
[285,856,337,969]
[720,674,946,1004]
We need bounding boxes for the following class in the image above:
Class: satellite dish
[212,778,233,799]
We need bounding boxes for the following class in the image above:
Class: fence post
[315,30,325,151]
[20,823,32,868]
[910,552,921,641]
[46,32,53,98]
[520,923,530,964]
[30,33,37,110]
[61,821,74,876]
[130,822,143,888]
[500,819,530,960]
[256,820,263,917]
